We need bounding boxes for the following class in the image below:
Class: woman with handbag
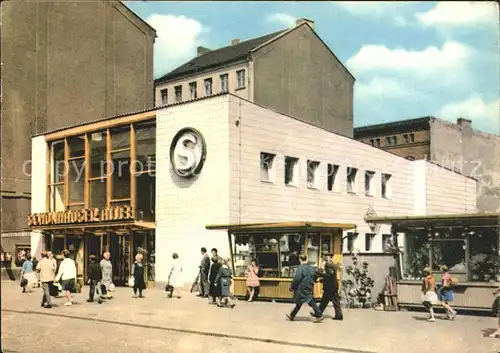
[20,255,37,293]
[421,267,438,322]
[215,258,235,308]
[132,253,146,298]
[168,253,183,299]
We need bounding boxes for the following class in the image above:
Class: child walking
[421,267,438,322]
[132,253,146,298]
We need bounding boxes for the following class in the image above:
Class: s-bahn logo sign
[170,127,207,178]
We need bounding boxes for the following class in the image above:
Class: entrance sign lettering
[27,205,133,227]
[170,127,207,178]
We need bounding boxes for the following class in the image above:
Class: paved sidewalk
[1,282,499,353]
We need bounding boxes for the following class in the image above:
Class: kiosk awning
[206,221,356,232]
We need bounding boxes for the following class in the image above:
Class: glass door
[66,236,84,283]
[109,233,130,286]
[85,234,102,282]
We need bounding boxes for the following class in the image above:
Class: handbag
[128,276,135,287]
[108,283,115,292]
[492,296,500,316]
[20,278,28,287]
[49,283,59,297]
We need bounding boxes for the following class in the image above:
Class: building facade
[154,18,355,138]
[1,1,156,269]
[29,94,477,297]
[354,117,500,213]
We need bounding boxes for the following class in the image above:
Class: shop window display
[279,233,304,277]
[468,228,498,282]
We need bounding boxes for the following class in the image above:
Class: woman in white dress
[168,253,183,299]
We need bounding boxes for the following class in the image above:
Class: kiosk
[206,221,355,300]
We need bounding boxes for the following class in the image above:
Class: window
[381,173,392,198]
[236,69,246,89]
[392,136,398,144]
[327,164,339,191]
[280,233,305,278]
[307,233,320,265]
[284,156,299,186]
[369,139,375,146]
[386,136,392,145]
[189,82,197,99]
[67,135,85,158]
[347,232,357,252]
[68,159,85,204]
[403,134,409,144]
[365,233,375,252]
[220,74,228,92]
[204,78,213,96]
[410,133,415,142]
[90,131,107,178]
[431,240,466,273]
[346,167,358,193]
[160,89,168,105]
[307,160,320,189]
[136,172,155,222]
[375,138,381,147]
[364,170,375,196]
[382,234,393,252]
[260,152,276,183]
[174,85,182,102]
[135,121,156,173]
[469,228,498,282]
[50,140,65,184]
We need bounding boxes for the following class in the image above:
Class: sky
[126,1,499,134]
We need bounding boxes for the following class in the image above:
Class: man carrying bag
[36,251,56,309]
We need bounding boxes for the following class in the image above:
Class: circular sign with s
[169,127,207,178]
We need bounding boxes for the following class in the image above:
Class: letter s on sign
[169,127,207,178]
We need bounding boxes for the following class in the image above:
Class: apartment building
[354,117,500,212]
[154,18,355,138]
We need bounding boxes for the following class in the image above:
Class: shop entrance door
[132,231,156,286]
[84,234,102,282]
[66,236,84,284]
[108,233,131,286]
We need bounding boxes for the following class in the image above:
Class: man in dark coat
[87,255,103,304]
[286,254,323,322]
[208,255,222,305]
[317,252,343,320]
[198,247,211,297]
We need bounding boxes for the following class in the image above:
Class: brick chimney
[197,46,211,56]
[295,18,314,29]
[231,38,240,46]
[457,117,472,130]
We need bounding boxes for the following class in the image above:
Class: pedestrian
[215,257,235,308]
[286,254,323,323]
[317,252,343,320]
[132,253,147,298]
[20,255,37,293]
[55,250,77,306]
[168,253,183,299]
[421,267,438,322]
[490,286,500,338]
[198,247,210,298]
[36,251,56,309]
[87,255,103,304]
[211,248,218,258]
[437,265,457,320]
[100,252,114,299]
[245,258,260,303]
[31,256,40,288]
[208,255,222,305]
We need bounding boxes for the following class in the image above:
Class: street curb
[3,308,376,353]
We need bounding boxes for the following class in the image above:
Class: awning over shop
[206,221,357,232]
[26,220,155,234]
[365,212,500,229]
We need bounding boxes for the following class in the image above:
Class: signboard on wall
[27,205,133,227]
[169,127,207,178]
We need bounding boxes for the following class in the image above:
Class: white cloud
[355,77,416,100]
[437,95,499,129]
[335,1,414,16]
[146,14,208,77]
[416,2,499,28]
[266,13,296,28]
[346,41,473,75]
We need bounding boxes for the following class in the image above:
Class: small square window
[160,89,168,105]
[189,82,197,99]
[260,152,276,183]
[307,160,320,189]
[347,167,358,193]
[236,70,246,89]
[381,173,392,198]
[174,85,182,102]
[327,164,339,191]
[204,78,213,96]
[284,156,299,186]
[364,170,375,196]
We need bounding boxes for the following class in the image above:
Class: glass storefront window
[68,159,85,204]
[51,141,65,183]
[111,126,130,151]
[469,228,498,282]
[136,173,155,221]
[67,135,85,158]
[89,179,106,209]
[254,234,280,278]
[431,240,466,273]
[403,230,431,280]
[111,151,131,200]
[90,131,107,178]
[135,121,156,173]
[49,184,65,211]
[279,232,304,278]
[233,235,253,277]
[307,233,320,266]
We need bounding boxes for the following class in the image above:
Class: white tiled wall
[155,97,232,285]
[30,136,48,259]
